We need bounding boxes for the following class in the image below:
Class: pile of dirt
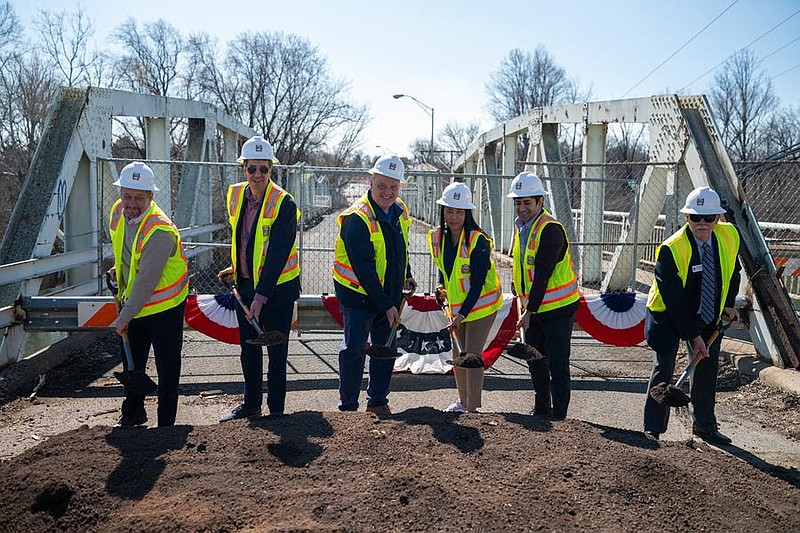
[0,410,798,532]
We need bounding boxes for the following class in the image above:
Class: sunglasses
[246,165,270,175]
[689,214,718,223]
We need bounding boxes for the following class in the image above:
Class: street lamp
[393,94,434,167]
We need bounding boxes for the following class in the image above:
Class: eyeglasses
[689,214,718,223]
[246,165,270,175]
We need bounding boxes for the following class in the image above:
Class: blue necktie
[700,241,717,324]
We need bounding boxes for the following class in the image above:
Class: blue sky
[12,0,800,158]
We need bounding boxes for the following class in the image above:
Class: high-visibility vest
[511,210,580,313]
[647,222,739,323]
[226,180,301,286]
[332,194,410,295]
[109,200,188,317]
[428,227,503,321]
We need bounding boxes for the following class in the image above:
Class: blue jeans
[338,303,395,411]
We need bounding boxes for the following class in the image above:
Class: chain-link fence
[95,158,800,318]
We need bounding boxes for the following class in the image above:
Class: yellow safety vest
[647,222,739,323]
[109,200,188,318]
[511,210,580,313]
[427,227,502,321]
[226,180,301,286]
[332,194,411,295]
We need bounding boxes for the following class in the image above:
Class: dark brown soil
[1,336,800,532]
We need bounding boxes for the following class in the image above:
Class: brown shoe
[365,404,392,415]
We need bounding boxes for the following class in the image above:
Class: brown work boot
[365,404,392,415]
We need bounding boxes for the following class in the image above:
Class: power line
[773,63,800,80]
[620,0,740,98]
[678,7,800,92]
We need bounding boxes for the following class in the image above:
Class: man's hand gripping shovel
[505,295,544,361]
[220,275,288,346]
[106,272,158,396]
[365,281,416,360]
[649,317,734,407]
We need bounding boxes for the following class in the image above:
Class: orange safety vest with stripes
[511,210,580,313]
[646,222,739,322]
[109,200,189,318]
[427,227,503,322]
[332,194,410,295]
[226,180,301,287]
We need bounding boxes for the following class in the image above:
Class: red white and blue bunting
[575,292,646,346]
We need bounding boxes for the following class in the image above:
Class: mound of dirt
[1,410,798,532]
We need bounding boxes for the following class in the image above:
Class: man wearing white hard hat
[644,186,740,445]
[218,135,300,422]
[507,171,579,420]
[108,161,189,427]
[428,182,503,413]
[332,154,416,415]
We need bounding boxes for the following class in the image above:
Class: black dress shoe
[219,403,261,423]
[115,412,148,427]
[643,431,660,441]
[693,429,732,446]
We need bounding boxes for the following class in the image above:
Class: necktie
[700,241,717,324]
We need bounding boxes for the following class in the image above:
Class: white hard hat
[436,182,475,209]
[679,186,726,215]
[507,172,546,198]
[113,161,159,191]
[237,135,278,164]
[368,154,405,182]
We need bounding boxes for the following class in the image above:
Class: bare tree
[112,18,184,96]
[485,46,573,123]
[35,7,95,87]
[709,49,778,161]
[194,31,366,164]
[441,121,480,153]
[762,105,800,155]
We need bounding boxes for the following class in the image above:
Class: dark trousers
[121,300,185,426]
[235,278,293,415]
[643,321,722,434]
[525,307,577,418]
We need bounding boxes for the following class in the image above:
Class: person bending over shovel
[218,135,300,422]
[507,172,580,420]
[643,187,740,445]
[332,155,415,415]
[428,182,503,413]
[108,162,189,427]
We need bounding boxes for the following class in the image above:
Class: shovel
[229,283,289,347]
[105,272,158,396]
[505,295,543,361]
[649,322,729,407]
[366,290,413,359]
[437,287,484,369]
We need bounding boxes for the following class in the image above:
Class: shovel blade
[365,345,398,359]
[114,370,158,396]
[649,383,691,407]
[450,352,485,368]
[506,343,543,361]
[246,330,289,346]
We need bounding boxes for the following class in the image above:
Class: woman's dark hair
[437,205,489,246]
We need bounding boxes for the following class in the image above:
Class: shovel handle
[230,285,267,335]
[437,288,465,355]
[120,330,136,370]
[678,325,726,388]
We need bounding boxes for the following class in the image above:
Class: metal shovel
[649,323,728,407]
[230,283,289,346]
[366,290,413,359]
[437,288,484,369]
[105,273,158,395]
[505,295,543,361]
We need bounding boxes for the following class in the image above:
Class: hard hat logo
[453,192,461,200]
[696,198,705,206]
[132,172,140,181]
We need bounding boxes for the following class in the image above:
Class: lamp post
[393,94,434,168]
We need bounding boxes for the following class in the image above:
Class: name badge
[692,264,703,273]
[262,226,270,238]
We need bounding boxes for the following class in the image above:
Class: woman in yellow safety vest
[427,182,503,413]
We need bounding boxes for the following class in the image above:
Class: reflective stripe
[541,278,579,305]
[142,270,188,309]
[281,251,299,275]
[228,184,245,219]
[110,205,123,232]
